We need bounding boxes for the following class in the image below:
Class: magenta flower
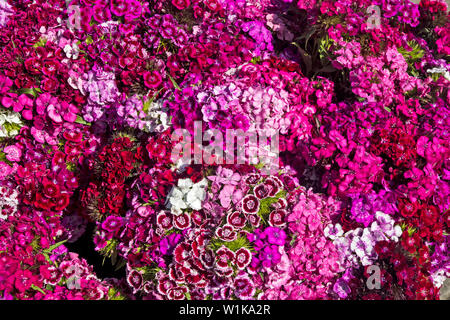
[260,245,281,268]
[110,0,128,16]
[264,227,287,246]
[101,216,123,233]
[159,233,182,256]
[47,101,78,123]
[143,70,162,89]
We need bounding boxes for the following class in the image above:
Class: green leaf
[33,37,47,48]
[114,258,127,271]
[250,56,261,64]
[18,87,41,98]
[209,236,254,252]
[42,252,52,264]
[44,239,67,253]
[108,287,126,300]
[85,35,94,45]
[74,115,91,126]
[111,248,118,266]
[167,74,181,91]
[31,284,46,295]
[143,88,163,114]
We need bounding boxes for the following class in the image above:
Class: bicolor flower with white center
[0,185,19,220]
[373,211,402,241]
[324,223,344,240]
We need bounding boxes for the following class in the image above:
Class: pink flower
[218,184,235,208]
[3,145,22,162]
[0,161,13,178]
[102,216,123,233]
[14,269,36,293]
[297,0,316,10]
[233,275,255,299]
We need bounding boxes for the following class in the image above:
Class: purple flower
[159,233,182,255]
[260,245,281,268]
[264,227,286,246]
[333,279,351,299]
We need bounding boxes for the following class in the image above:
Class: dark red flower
[271,198,287,210]
[398,198,419,218]
[157,277,176,295]
[174,243,191,264]
[247,213,261,228]
[264,177,281,197]
[53,193,70,211]
[419,205,439,226]
[42,179,60,198]
[167,286,188,300]
[215,224,237,242]
[34,193,53,211]
[199,249,214,269]
[254,184,269,199]
[143,70,162,89]
[244,173,260,185]
[173,213,191,230]
[227,211,246,229]
[127,270,143,291]
[215,246,235,269]
[269,209,287,227]
[234,247,252,270]
[241,194,260,214]
[63,130,83,143]
[157,211,173,230]
[191,210,207,226]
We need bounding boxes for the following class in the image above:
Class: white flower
[167,178,207,215]
[64,43,79,59]
[177,178,193,191]
[0,110,23,137]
